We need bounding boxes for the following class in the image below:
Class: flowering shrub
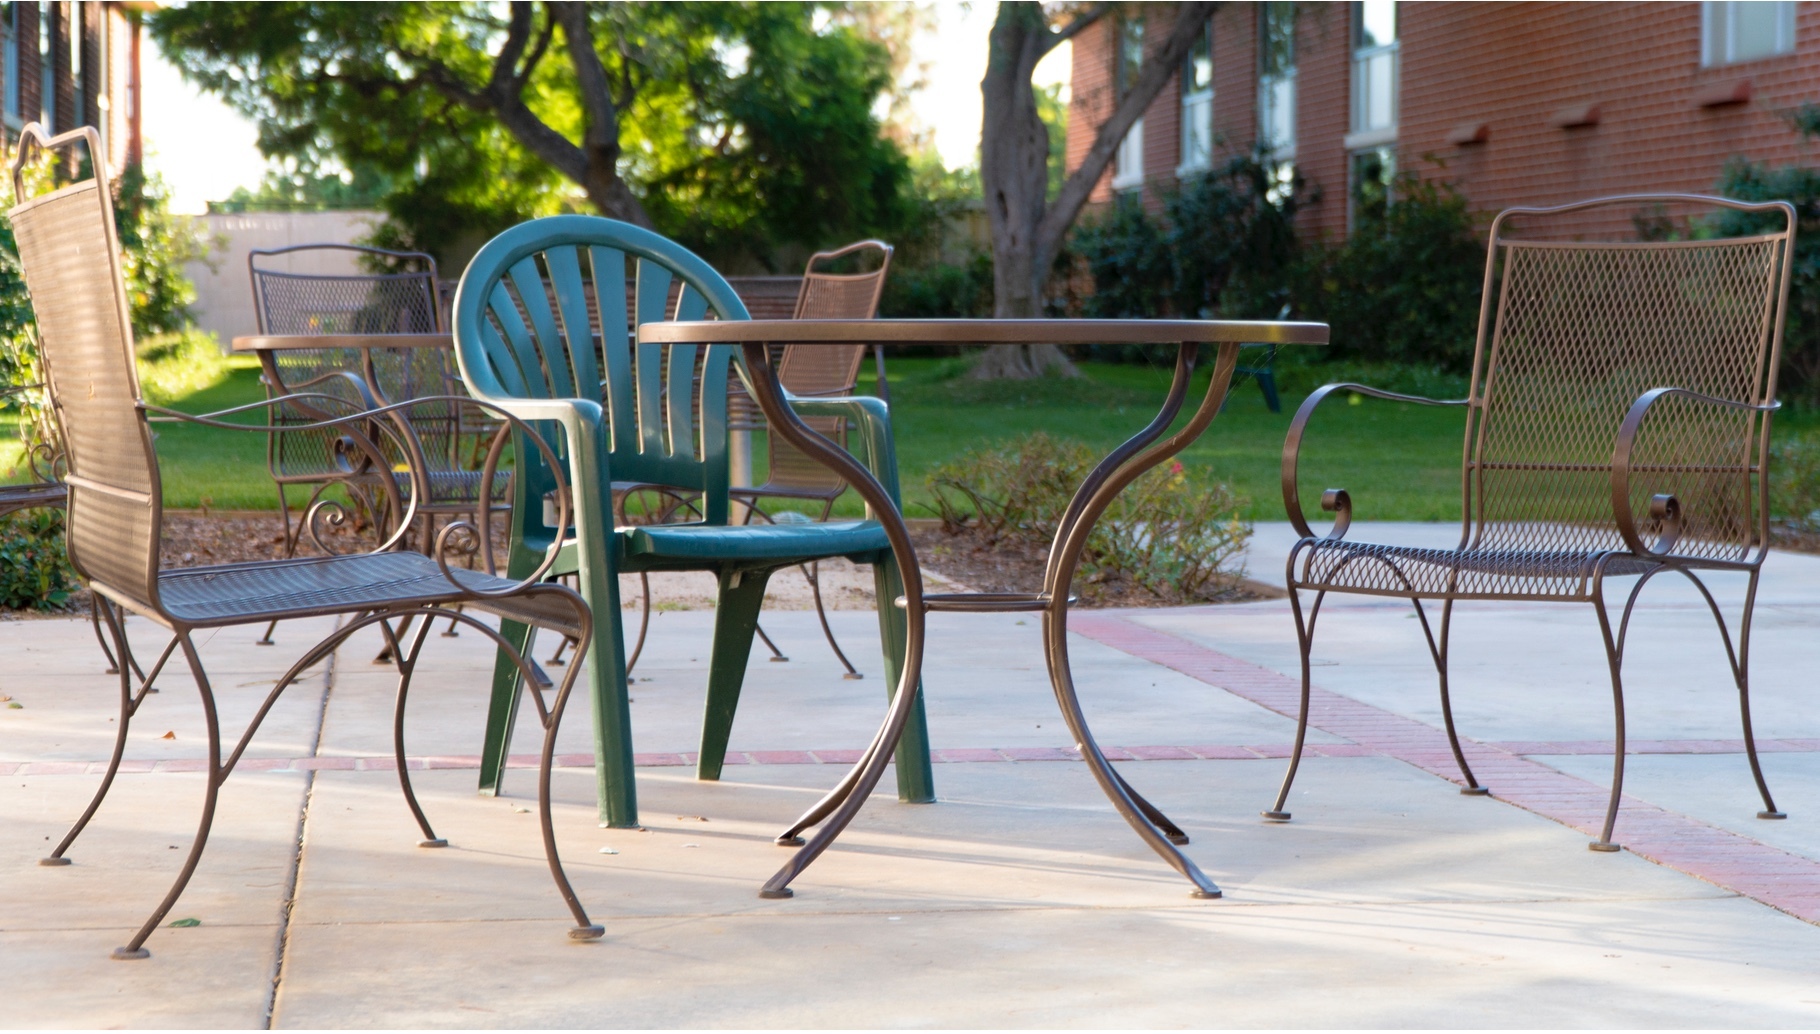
[0,509,74,610]
[927,432,1251,602]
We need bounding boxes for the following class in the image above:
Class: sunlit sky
[141,1,1071,215]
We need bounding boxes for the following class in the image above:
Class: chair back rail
[1460,195,1793,566]
[8,126,161,610]
[454,216,751,529]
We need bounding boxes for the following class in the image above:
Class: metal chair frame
[1269,194,1797,852]
[732,239,895,678]
[11,125,601,959]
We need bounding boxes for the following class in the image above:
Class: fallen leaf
[680,843,700,849]
[168,917,200,928]
[0,694,11,702]
[160,731,176,740]
[6,702,20,709]
[511,806,530,814]
[597,846,618,855]
[677,815,709,822]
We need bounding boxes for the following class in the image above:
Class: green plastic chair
[450,215,933,828]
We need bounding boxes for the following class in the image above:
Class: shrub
[1713,155,1820,401]
[927,432,1251,602]
[1291,173,1484,372]
[1771,428,1820,530]
[0,509,75,611]
[880,248,995,319]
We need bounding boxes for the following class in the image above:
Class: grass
[10,346,1819,521]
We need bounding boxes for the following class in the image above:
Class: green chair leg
[698,566,775,781]
[874,557,935,803]
[477,617,535,797]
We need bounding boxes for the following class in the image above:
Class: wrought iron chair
[732,240,894,677]
[1270,194,1796,852]
[11,125,601,958]
[248,244,506,557]
[451,216,932,828]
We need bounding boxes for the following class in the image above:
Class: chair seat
[624,519,889,562]
[157,551,580,632]
[1295,534,1668,600]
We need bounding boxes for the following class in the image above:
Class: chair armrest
[142,394,583,597]
[1282,382,1471,541]
[789,395,904,513]
[1610,386,1778,561]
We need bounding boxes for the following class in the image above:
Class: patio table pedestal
[640,318,1328,898]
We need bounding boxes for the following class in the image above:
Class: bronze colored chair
[249,244,506,557]
[1271,194,1796,852]
[731,240,893,676]
[11,125,601,958]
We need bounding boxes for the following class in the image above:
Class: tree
[151,2,921,270]
[977,1,1217,378]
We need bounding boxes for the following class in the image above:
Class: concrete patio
[5,522,1820,1028]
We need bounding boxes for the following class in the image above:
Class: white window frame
[1257,3,1297,163]
[1177,22,1214,178]
[1702,1,1797,66]
[1348,2,1398,144]
[3,5,20,130]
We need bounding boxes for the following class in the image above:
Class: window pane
[1118,17,1145,97]
[1260,2,1295,77]
[1357,0,1397,49]
[1366,50,1395,129]
[1732,1,1784,60]
[1185,23,1213,92]
[1350,147,1395,226]
[1181,94,1212,170]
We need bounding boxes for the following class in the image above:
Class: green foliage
[0,509,75,611]
[135,329,245,406]
[927,431,1251,602]
[1075,193,1170,319]
[880,248,995,319]
[211,164,394,212]
[1292,173,1483,371]
[1771,427,1820,529]
[151,2,930,273]
[1714,155,1820,399]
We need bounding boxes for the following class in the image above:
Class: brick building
[1068,1,1820,239]
[0,2,143,179]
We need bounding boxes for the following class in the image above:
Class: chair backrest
[250,246,466,480]
[451,215,750,527]
[1463,195,1795,564]
[8,126,161,610]
[778,239,893,395]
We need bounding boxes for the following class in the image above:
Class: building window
[1178,20,1213,177]
[2,5,19,128]
[37,0,51,131]
[1703,1,1796,65]
[1349,1,1397,141]
[1258,2,1297,203]
[1112,14,1146,192]
[1349,146,1395,228]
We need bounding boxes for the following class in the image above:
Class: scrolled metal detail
[1281,382,1469,542]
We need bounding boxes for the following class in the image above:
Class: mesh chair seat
[158,551,581,632]
[1296,534,1667,600]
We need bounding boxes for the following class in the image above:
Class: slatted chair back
[760,241,893,498]
[1463,195,1794,576]
[8,127,161,611]
[249,245,458,484]
[452,216,751,528]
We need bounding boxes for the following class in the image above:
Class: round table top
[231,334,452,352]
[636,318,1329,346]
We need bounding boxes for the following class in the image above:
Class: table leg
[1035,341,1245,897]
[735,344,929,898]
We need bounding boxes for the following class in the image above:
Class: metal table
[640,317,1328,899]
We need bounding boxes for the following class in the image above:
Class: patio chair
[11,125,601,958]
[451,215,933,828]
[732,239,894,678]
[248,244,507,560]
[1269,194,1796,851]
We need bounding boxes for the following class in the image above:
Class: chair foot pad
[418,838,448,848]
[111,947,150,961]
[775,835,805,847]
[1589,841,1621,853]
[569,925,605,941]
[1261,811,1292,822]
[1190,888,1222,899]
[1461,786,1491,796]
[841,673,864,680]
[760,887,795,899]
[1166,834,1190,846]
[1759,810,1788,820]
[39,856,71,866]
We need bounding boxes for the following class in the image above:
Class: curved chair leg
[754,622,790,663]
[1264,583,1323,821]
[1682,569,1783,820]
[627,573,652,674]
[1589,574,1636,853]
[385,617,447,848]
[43,604,157,866]
[1416,597,1486,794]
[114,634,223,960]
[804,561,862,679]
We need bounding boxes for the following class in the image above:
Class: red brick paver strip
[1068,612,1820,925]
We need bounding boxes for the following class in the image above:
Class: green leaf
[168,917,201,928]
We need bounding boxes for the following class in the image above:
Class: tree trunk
[974,2,1221,380]
[977,2,1076,379]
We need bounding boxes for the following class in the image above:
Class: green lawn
[6,353,1813,522]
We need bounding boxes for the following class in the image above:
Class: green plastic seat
[450,215,933,827]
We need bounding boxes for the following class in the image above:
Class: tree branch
[1037,1,1218,259]
[549,1,619,156]
[1043,2,1109,54]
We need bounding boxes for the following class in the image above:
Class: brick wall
[1069,2,1820,242]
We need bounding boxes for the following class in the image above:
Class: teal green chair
[450,216,933,828]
